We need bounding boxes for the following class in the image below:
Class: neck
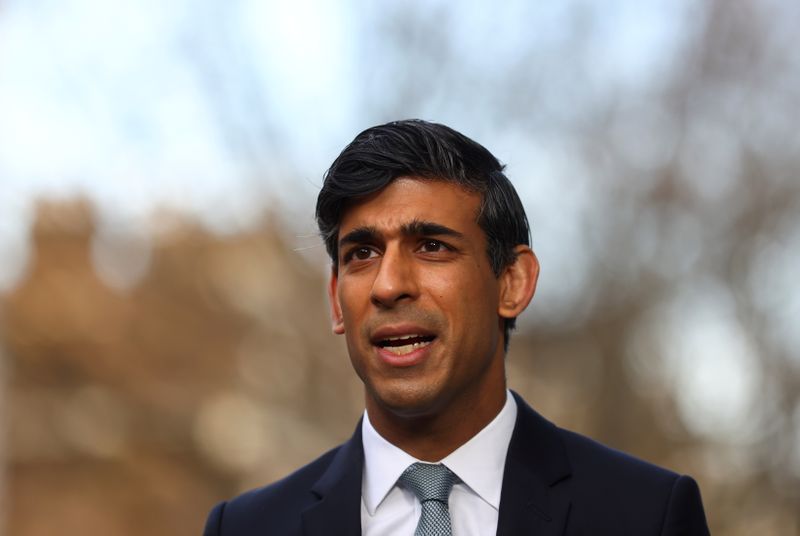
[366,384,507,462]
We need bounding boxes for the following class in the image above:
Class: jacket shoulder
[557,428,708,534]
[203,445,342,536]
[559,427,679,486]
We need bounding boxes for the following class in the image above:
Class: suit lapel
[496,393,572,536]
[301,422,364,536]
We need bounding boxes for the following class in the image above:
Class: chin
[369,380,448,418]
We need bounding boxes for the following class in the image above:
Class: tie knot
[399,463,458,503]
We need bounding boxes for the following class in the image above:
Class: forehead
[338,177,482,234]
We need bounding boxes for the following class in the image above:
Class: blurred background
[1,0,798,534]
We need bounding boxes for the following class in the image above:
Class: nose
[370,245,419,308]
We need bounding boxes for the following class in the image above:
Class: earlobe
[498,246,539,319]
[328,268,345,335]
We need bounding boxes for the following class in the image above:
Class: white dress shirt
[360,390,518,536]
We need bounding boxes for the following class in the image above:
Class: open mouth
[376,334,436,356]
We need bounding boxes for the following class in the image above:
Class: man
[204,120,710,535]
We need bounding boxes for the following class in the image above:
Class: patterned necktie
[399,462,458,536]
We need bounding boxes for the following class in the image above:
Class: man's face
[328,177,508,420]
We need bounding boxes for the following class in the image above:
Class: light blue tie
[399,463,458,536]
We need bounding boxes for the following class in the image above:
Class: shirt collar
[361,390,518,514]
[361,410,418,515]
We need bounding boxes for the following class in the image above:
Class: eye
[344,246,378,263]
[354,247,375,260]
[419,240,448,253]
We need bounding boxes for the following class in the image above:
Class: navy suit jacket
[204,393,709,535]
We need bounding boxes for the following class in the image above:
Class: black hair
[316,119,530,350]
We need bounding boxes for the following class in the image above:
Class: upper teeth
[384,334,422,341]
[383,338,432,356]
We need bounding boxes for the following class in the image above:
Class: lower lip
[375,341,434,367]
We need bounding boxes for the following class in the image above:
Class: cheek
[338,282,366,317]
[338,284,372,344]
[429,270,498,315]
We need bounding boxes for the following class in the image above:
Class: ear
[328,267,345,335]
[498,245,539,320]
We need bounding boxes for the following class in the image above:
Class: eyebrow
[338,219,465,249]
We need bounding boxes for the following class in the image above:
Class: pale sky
[0,0,693,285]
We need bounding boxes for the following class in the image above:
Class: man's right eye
[345,247,377,262]
[354,247,373,260]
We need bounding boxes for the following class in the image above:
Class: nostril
[371,291,413,308]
